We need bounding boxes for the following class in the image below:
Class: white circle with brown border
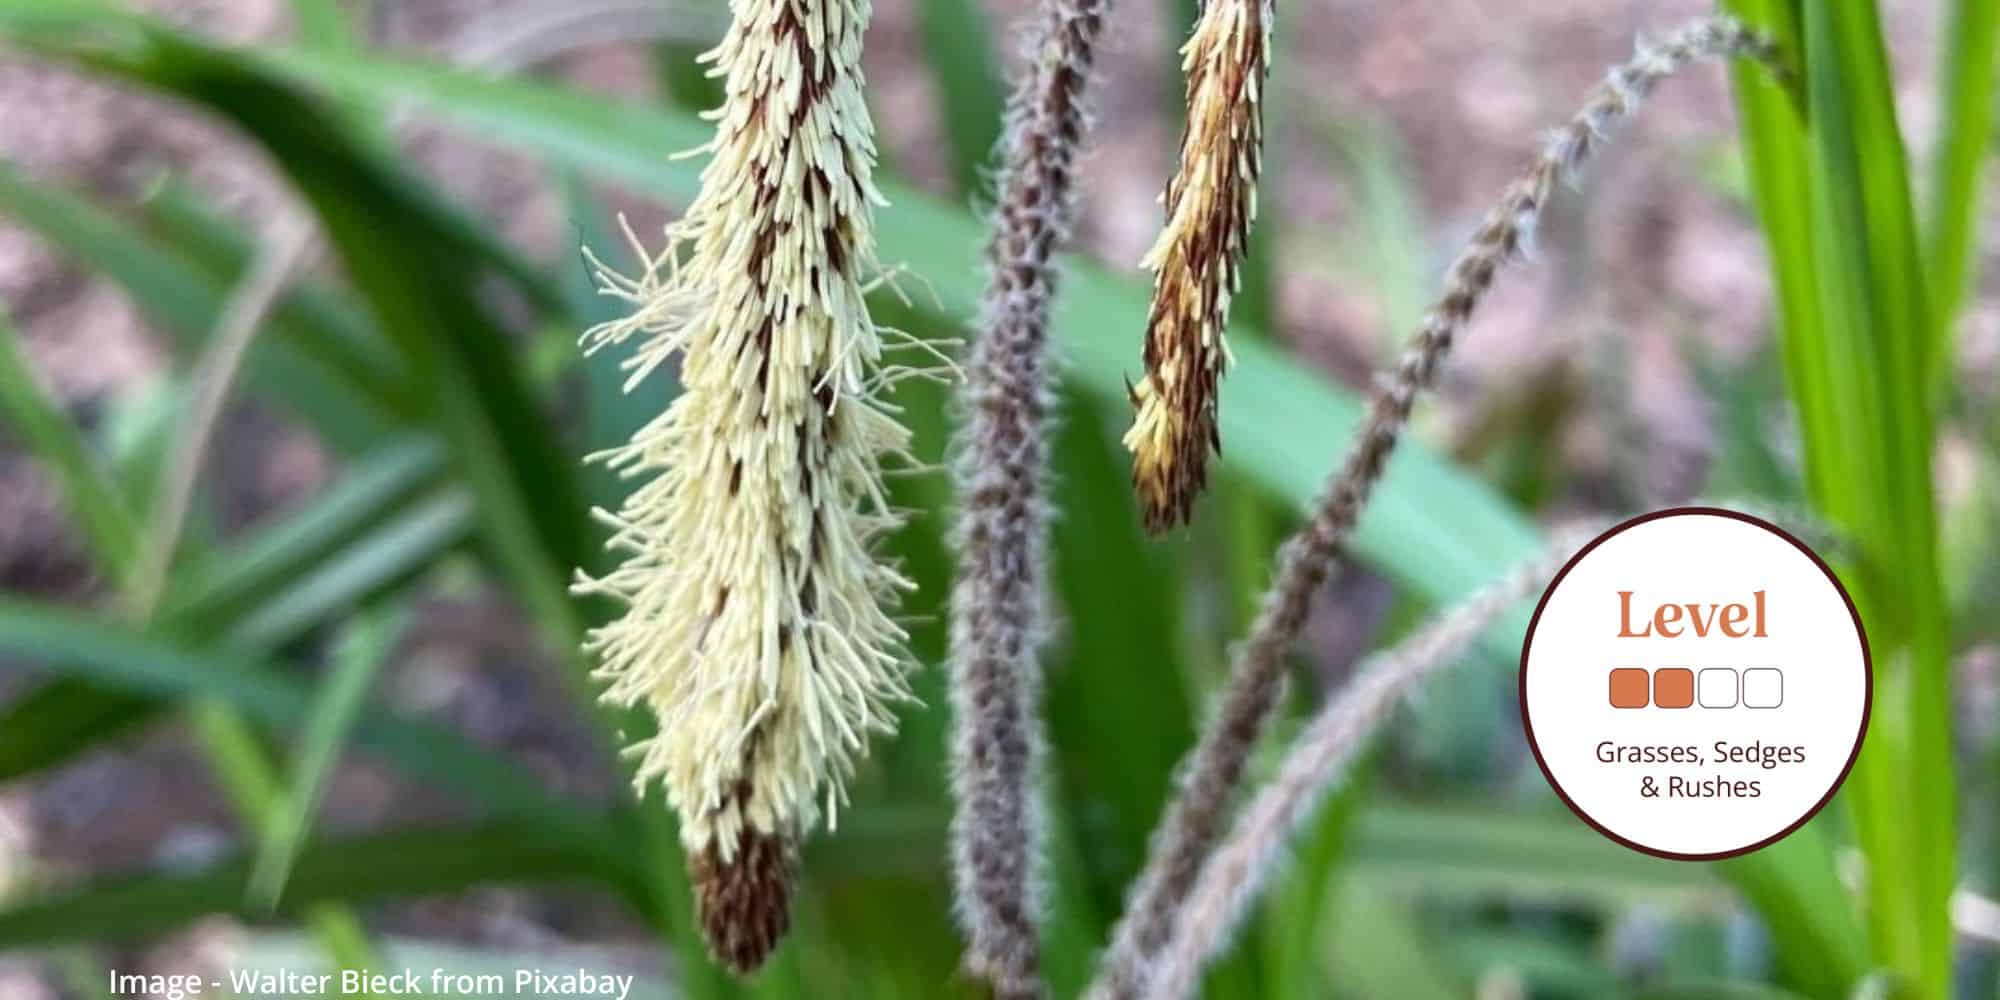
[1519,508,1870,860]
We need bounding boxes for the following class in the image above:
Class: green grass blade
[0,599,596,838]
[9,24,594,664]
[915,0,1004,198]
[555,172,678,518]
[3,14,568,983]
[0,682,152,781]
[188,701,391,989]
[219,491,467,646]
[0,310,141,581]
[1633,985,1813,1000]
[112,42,591,646]
[1446,931,1625,997]
[0,816,645,948]
[283,0,357,53]
[46,36,714,979]
[1347,802,1704,901]
[1045,389,1197,920]
[0,214,406,978]
[1714,14,1867,994]
[653,40,725,112]
[136,179,407,398]
[1321,886,1461,1000]
[0,444,463,780]
[1798,7,1952,994]
[1257,748,1372,999]
[1717,824,1869,1000]
[157,435,445,623]
[1925,0,1998,375]
[246,606,409,910]
[1723,3,1956,995]
[0,165,405,452]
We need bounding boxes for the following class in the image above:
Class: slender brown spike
[1088,18,1784,1000]
[948,0,1113,992]
[691,829,798,976]
[1146,525,1604,999]
[1124,0,1274,533]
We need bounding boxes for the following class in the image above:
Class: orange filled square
[1608,668,1649,709]
[1652,668,1695,708]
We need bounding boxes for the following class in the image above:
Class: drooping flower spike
[1091,17,1783,999]
[573,0,913,974]
[948,0,1114,993]
[1124,0,1274,533]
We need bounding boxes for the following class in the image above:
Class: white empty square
[1698,668,1738,708]
[1743,668,1783,709]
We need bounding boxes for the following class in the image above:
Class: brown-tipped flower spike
[572,0,913,975]
[1090,17,1781,1000]
[1124,0,1274,533]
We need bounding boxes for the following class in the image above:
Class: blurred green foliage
[0,1,1991,998]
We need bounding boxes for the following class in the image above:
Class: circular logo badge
[1520,508,1870,860]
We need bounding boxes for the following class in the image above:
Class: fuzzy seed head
[1124,0,1273,533]
[572,0,912,970]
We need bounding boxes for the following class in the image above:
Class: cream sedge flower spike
[1124,0,1273,533]
[571,0,914,975]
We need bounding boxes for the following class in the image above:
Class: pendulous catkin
[1147,526,1602,1000]
[1124,0,1274,533]
[1089,18,1780,999]
[948,0,1112,995]
[572,0,913,974]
